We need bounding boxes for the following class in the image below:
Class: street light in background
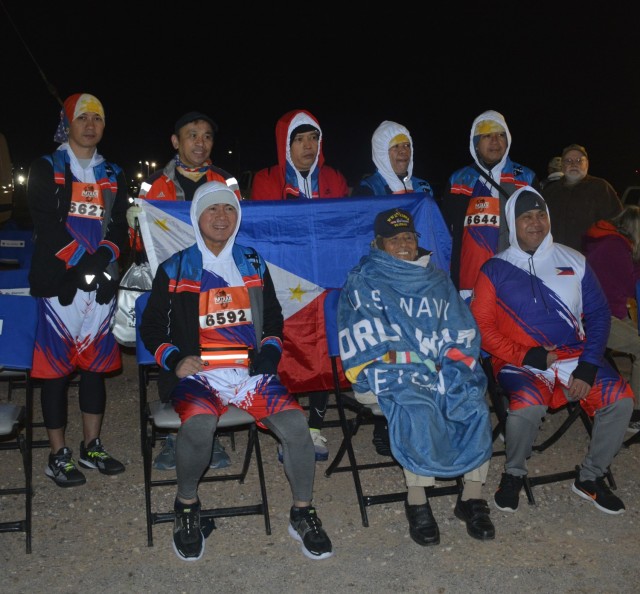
[138,160,157,179]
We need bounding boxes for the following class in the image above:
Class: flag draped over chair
[137,194,451,393]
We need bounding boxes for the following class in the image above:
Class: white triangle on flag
[267,261,323,319]
[138,203,194,276]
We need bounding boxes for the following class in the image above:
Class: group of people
[23,92,639,563]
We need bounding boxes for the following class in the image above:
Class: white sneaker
[309,429,329,461]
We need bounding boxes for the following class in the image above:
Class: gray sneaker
[45,447,86,488]
[626,420,640,434]
[153,434,176,470]
[154,434,230,471]
[209,436,231,469]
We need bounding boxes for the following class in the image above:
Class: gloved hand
[95,272,119,305]
[250,344,281,376]
[74,246,112,291]
[126,204,143,228]
[58,269,79,306]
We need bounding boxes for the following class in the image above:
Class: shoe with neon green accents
[79,437,125,475]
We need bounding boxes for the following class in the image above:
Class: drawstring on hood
[371,121,414,193]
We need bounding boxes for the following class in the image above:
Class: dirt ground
[1,351,639,594]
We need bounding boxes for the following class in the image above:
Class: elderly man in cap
[471,187,634,515]
[542,143,622,252]
[128,110,241,471]
[439,109,540,299]
[140,181,334,562]
[27,93,129,487]
[338,207,495,546]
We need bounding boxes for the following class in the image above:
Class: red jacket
[250,109,349,200]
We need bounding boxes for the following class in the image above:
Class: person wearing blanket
[337,207,495,546]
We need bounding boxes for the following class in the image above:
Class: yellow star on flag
[289,283,306,302]
[154,218,171,232]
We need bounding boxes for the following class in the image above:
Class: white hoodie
[469,109,512,193]
[190,181,244,287]
[371,120,414,193]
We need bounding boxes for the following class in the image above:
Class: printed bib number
[463,196,500,228]
[199,286,252,330]
[69,182,105,219]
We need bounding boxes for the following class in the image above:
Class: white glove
[126,204,143,228]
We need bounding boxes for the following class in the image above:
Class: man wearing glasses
[542,144,622,252]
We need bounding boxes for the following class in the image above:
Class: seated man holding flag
[140,180,334,562]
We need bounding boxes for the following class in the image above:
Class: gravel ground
[1,351,639,594]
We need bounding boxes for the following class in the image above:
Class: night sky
[2,3,639,194]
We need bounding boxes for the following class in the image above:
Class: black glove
[251,344,281,376]
[523,346,552,370]
[95,273,119,305]
[571,361,598,387]
[75,247,113,291]
[58,270,79,306]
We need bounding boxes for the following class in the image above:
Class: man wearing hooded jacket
[250,109,350,461]
[439,110,540,297]
[471,187,633,516]
[250,109,349,200]
[140,181,333,562]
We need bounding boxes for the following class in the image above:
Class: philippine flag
[137,194,452,393]
[556,267,575,275]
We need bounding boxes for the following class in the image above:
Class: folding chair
[323,289,462,527]
[135,293,271,547]
[484,356,616,505]
[0,228,34,268]
[0,293,37,553]
[0,267,30,296]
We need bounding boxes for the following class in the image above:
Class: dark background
[2,2,639,195]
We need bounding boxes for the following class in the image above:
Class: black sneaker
[494,473,523,512]
[45,447,86,488]
[79,437,125,475]
[571,475,625,515]
[288,506,334,560]
[173,500,205,561]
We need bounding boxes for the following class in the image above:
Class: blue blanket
[338,248,492,477]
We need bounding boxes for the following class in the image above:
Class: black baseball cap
[174,111,218,135]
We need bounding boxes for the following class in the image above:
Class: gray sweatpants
[504,399,633,481]
[175,408,315,503]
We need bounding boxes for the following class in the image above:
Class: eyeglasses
[562,157,587,166]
